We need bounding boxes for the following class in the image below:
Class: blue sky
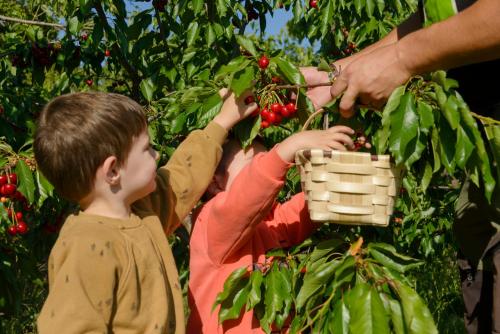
[125,1,294,39]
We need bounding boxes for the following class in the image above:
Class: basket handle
[301,108,330,132]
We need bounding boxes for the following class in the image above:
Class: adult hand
[330,43,412,118]
[300,56,356,110]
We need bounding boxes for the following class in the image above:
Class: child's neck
[80,196,132,220]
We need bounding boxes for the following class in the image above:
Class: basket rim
[296,149,393,162]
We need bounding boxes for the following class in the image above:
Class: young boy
[188,126,359,333]
[34,90,257,334]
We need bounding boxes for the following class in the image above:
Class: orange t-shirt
[188,148,316,333]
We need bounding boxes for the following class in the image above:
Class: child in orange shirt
[188,126,359,333]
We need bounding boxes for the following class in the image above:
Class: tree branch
[0,14,64,30]
[93,2,142,100]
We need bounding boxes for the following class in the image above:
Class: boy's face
[119,130,159,204]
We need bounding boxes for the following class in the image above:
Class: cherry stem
[270,82,332,91]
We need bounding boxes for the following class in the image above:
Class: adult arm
[331,0,500,116]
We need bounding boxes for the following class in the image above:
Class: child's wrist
[213,114,236,131]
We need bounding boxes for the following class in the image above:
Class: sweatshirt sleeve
[206,147,292,265]
[271,192,318,246]
[133,121,227,235]
[37,230,128,334]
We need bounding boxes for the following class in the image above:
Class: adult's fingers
[330,77,347,99]
[339,87,358,118]
[218,88,231,100]
[331,133,354,149]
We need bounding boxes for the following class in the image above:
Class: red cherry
[244,96,255,105]
[285,103,297,114]
[86,79,93,86]
[309,0,318,8]
[274,113,283,124]
[280,105,291,117]
[81,33,88,41]
[270,103,281,113]
[2,184,16,196]
[0,175,6,186]
[13,191,25,201]
[261,120,270,129]
[15,212,23,220]
[105,49,111,57]
[7,173,16,184]
[258,55,269,69]
[271,76,281,83]
[7,208,13,218]
[267,112,277,124]
[7,225,17,236]
[260,108,270,121]
[16,221,28,234]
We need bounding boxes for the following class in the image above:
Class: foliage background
[1,0,491,332]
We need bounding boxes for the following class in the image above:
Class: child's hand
[212,88,258,131]
[277,126,356,162]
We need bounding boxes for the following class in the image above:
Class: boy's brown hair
[34,92,147,202]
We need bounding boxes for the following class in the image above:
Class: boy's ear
[101,156,121,186]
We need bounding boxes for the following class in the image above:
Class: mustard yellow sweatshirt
[37,121,227,334]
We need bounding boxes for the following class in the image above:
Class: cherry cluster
[244,55,300,129]
[0,173,29,236]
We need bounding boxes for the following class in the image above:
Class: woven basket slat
[296,149,402,227]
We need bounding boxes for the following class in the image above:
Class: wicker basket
[295,110,403,227]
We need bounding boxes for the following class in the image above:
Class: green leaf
[186,22,200,47]
[247,270,263,310]
[421,161,433,192]
[377,86,405,154]
[192,0,203,14]
[431,127,441,172]
[216,0,228,16]
[330,256,356,291]
[213,267,248,311]
[36,171,54,207]
[235,35,258,57]
[365,0,375,17]
[456,93,496,201]
[196,93,223,129]
[206,24,216,47]
[330,298,350,334]
[394,282,438,334]
[140,78,156,102]
[320,0,334,37]
[346,282,391,334]
[261,263,285,331]
[216,57,251,79]
[218,278,250,323]
[368,243,422,273]
[296,258,341,309]
[274,57,305,85]
[455,125,474,169]
[16,160,35,204]
[438,116,456,174]
[482,122,500,182]
[442,95,460,130]
[388,93,419,165]
[309,237,345,262]
[230,66,255,97]
[68,16,79,36]
[387,297,406,334]
[234,115,261,149]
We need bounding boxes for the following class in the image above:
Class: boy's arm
[206,148,292,265]
[37,233,127,333]
[133,121,227,235]
[272,192,318,247]
[133,90,257,236]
